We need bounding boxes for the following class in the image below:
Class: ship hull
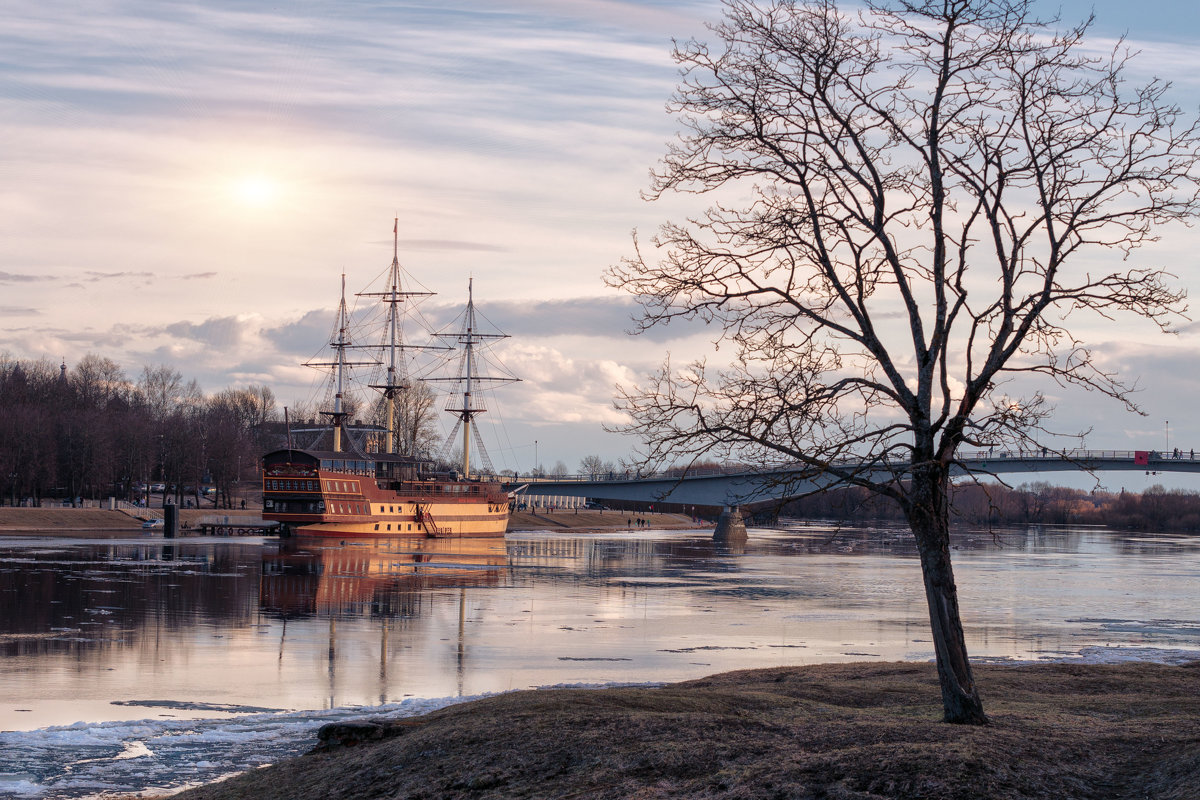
[292,498,509,538]
[262,449,509,539]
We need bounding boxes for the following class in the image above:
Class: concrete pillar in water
[713,505,747,543]
[163,504,178,539]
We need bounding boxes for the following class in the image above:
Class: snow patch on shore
[0,696,475,800]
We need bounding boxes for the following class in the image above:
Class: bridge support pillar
[713,505,747,543]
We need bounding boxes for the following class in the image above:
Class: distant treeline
[781,481,1200,531]
[0,354,279,508]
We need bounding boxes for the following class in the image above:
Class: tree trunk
[908,474,988,725]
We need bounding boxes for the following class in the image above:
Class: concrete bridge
[504,449,1200,511]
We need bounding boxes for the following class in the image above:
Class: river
[1,522,1198,798]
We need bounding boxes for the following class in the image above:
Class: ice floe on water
[0,696,474,799]
[1065,645,1200,665]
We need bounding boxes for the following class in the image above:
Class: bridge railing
[959,448,1198,462]
[508,448,1197,486]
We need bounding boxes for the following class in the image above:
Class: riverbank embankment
[0,507,702,534]
[508,509,701,532]
[0,507,267,532]
[173,660,1200,800]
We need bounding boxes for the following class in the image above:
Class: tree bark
[908,475,988,724]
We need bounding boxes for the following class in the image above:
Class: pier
[192,521,279,537]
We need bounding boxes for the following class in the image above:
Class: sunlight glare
[233,175,278,208]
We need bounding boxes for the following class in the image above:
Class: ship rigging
[261,220,517,538]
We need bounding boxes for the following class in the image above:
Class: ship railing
[397,482,490,497]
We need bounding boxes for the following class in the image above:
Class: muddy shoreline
[173,660,1200,800]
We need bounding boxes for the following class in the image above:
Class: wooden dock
[189,521,279,536]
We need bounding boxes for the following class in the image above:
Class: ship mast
[462,280,477,476]
[331,274,350,453]
[432,278,518,479]
[306,273,375,453]
[360,218,437,454]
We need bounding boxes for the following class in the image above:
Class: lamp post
[1166,420,1170,454]
[534,440,538,477]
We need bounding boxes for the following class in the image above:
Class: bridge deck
[504,449,1197,508]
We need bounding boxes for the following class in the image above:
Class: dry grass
[0,508,140,531]
[0,506,266,532]
[175,661,1200,800]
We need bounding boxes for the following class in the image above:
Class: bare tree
[578,455,618,479]
[393,382,440,458]
[607,0,1200,723]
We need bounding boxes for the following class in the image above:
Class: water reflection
[0,524,1197,730]
[0,540,259,658]
[260,537,508,618]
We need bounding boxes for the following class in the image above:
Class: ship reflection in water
[261,536,509,617]
[2,525,1200,731]
[261,536,510,705]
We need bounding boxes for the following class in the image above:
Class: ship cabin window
[374,524,379,531]
[320,460,371,475]
[387,524,391,531]
[407,524,412,531]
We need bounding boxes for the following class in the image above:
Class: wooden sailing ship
[262,222,516,538]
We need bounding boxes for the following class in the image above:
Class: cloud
[420,295,713,343]
[498,343,637,425]
[182,272,218,280]
[395,239,508,253]
[0,307,40,316]
[258,310,334,357]
[0,271,54,283]
[164,315,249,350]
[83,271,156,283]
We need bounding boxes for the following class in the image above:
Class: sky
[3,0,1200,489]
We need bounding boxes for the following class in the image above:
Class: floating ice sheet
[0,696,473,799]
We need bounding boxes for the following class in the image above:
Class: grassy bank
[0,507,266,532]
[174,660,1200,800]
[0,507,150,531]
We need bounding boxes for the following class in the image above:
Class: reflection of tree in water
[0,542,261,656]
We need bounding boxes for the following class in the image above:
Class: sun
[233,175,279,208]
